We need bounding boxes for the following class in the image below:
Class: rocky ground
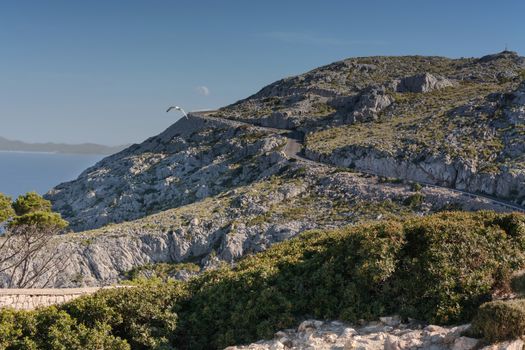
[226,318,523,350]
[46,116,287,232]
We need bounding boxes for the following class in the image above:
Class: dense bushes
[0,211,524,349]
[177,219,406,348]
[384,212,525,323]
[178,212,525,348]
[63,282,188,349]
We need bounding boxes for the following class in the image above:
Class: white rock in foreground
[225,318,521,350]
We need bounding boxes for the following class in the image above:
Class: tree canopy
[0,193,15,223]
[12,192,53,216]
[0,192,68,229]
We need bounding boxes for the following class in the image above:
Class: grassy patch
[306,82,510,159]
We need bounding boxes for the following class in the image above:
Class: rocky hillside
[46,116,287,231]
[35,51,525,288]
[5,161,507,288]
[48,52,525,232]
[213,51,525,205]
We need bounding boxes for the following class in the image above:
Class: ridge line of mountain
[0,136,129,155]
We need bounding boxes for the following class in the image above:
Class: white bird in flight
[166,105,188,118]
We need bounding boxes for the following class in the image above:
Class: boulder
[396,73,454,93]
[351,87,393,122]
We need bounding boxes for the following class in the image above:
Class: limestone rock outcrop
[46,115,287,231]
[504,81,525,125]
[395,73,455,93]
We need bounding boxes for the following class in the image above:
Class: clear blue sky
[1,0,523,145]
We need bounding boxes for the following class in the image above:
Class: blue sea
[0,152,105,198]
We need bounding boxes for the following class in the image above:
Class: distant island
[0,136,129,155]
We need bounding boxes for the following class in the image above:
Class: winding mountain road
[191,111,525,214]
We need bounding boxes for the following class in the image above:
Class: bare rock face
[504,81,525,125]
[224,318,504,350]
[328,87,393,124]
[396,73,454,93]
[350,87,393,122]
[306,144,525,207]
[45,115,287,231]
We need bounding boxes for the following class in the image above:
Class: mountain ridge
[0,135,129,155]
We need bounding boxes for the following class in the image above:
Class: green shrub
[63,281,188,349]
[403,193,424,208]
[9,211,68,229]
[511,272,525,296]
[471,299,525,342]
[411,183,423,192]
[384,213,525,323]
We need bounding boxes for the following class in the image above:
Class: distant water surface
[0,151,105,198]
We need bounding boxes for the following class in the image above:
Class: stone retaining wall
[0,287,107,310]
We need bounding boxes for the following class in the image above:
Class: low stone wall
[0,287,106,310]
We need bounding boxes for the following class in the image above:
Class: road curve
[190,111,525,214]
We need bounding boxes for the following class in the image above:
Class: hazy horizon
[0,134,128,147]
[1,0,524,145]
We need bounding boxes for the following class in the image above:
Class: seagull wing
[166,106,175,113]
